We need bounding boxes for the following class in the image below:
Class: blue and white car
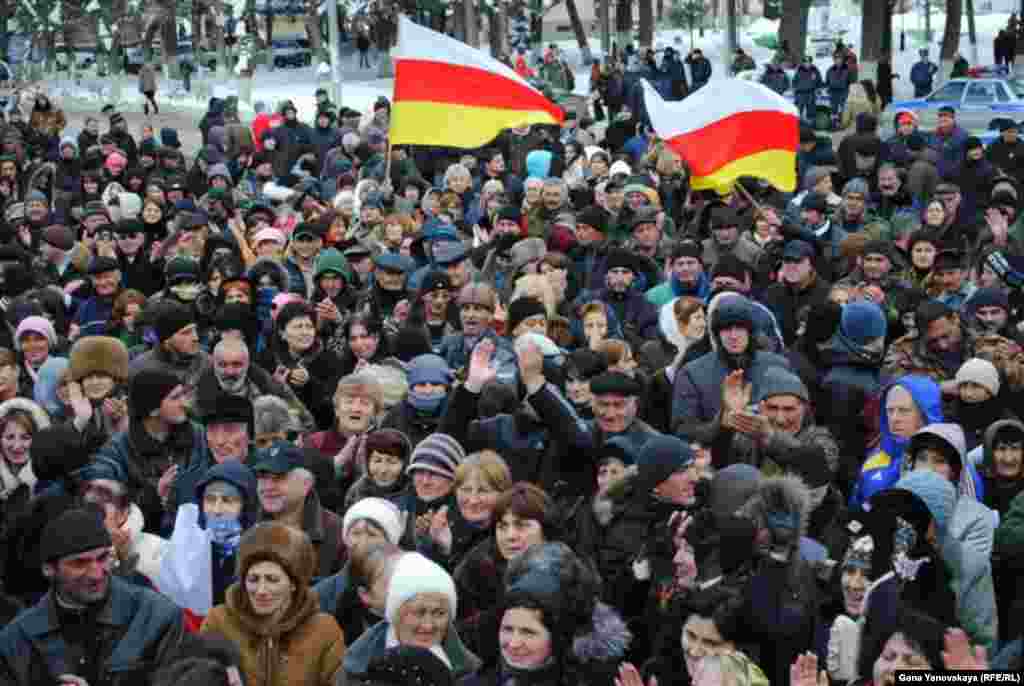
[889,77,1024,142]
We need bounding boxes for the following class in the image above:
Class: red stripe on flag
[664,110,798,177]
[394,59,564,121]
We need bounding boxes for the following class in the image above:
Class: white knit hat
[342,496,404,545]
[955,357,1001,397]
[609,160,632,177]
[385,552,457,625]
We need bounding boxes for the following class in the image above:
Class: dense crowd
[0,59,1019,686]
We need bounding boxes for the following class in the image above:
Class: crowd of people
[0,43,1019,686]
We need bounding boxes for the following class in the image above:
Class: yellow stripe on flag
[390,101,559,148]
[690,149,797,194]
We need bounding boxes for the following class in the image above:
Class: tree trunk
[305,0,322,55]
[725,0,736,70]
[192,2,203,55]
[778,0,807,59]
[566,0,592,61]
[161,5,177,78]
[265,6,274,70]
[964,0,977,63]
[599,0,610,53]
[466,0,479,46]
[860,0,886,81]
[940,0,960,79]
[638,0,653,48]
[615,0,631,51]
[657,0,664,21]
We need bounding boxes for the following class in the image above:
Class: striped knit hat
[405,433,465,482]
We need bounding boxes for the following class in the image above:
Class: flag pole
[733,179,762,212]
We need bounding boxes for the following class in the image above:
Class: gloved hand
[985,250,1024,290]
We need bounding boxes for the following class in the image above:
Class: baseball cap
[782,240,815,261]
[250,442,312,475]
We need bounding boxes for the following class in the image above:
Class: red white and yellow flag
[391,15,564,148]
[642,79,800,193]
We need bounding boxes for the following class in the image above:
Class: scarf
[386,623,452,669]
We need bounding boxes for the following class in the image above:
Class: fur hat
[68,336,130,383]
[385,552,457,625]
[343,497,404,545]
[238,521,316,591]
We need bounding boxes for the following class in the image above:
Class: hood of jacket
[60,135,78,158]
[708,464,762,522]
[33,357,69,419]
[0,397,51,432]
[983,419,1024,472]
[571,601,632,662]
[902,422,981,500]
[249,256,292,294]
[879,376,943,464]
[737,473,811,558]
[658,298,690,353]
[195,460,260,530]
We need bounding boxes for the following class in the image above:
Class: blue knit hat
[895,470,955,538]
[407,354,453,388]
[634,434,695,495]
[840,301,887,345]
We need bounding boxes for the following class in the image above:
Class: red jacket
[250,113,271,152]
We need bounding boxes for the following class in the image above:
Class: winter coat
[129,346,212,391]
[685,55,712,89]
[994,482,1024,641]
[910,60,938,90]
[981,419,1024,516]
[793,65,823,95]
[0,577,184,686]
[340,619,480,685]
[761,66,790,95]
[260,488,347,584]
[671,345,791,443]
[928,126,970,179]
[825,64,851,93]
[202,555,345,686]
[576,471,678,622]
[257,341,342,431]
[138,64,158,93]
[701,234,764,272]
[849,376,943,511]
[901,424,996,649]
[440,384,573,493]
[762,274,832,346]
[736,475,822,686]
[987,137,1024,183]
[96,420,210,534]
[314,562,386,646]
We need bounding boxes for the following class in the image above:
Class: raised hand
[722,369,752,413]
[467,339,498,390]
[429,505,453,554]
[942,628,988,671]
[616,662,656,686]
[790,652,828,686]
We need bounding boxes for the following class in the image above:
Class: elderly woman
[425,451,513,571]
[0,349,19,402]
[454,482,562,665]
[466,180,505,229]
[202,522,347,686]
[340,552,481,684]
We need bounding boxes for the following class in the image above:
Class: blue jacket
[0,578,184,685]
[928,126,970,178]
[849,375,944,510]
[826,64,851,92]
[910,60,938,88]
[793,65,823,94]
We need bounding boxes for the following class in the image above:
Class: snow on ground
[53,6,1016,123]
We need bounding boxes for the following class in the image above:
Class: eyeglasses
[293,234,318,242]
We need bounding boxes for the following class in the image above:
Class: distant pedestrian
[358,30,372,69]
[138,63,159,116]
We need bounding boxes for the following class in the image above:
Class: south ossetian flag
[641,78,800,194]
[390,15,564,148]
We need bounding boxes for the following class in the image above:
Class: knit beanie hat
[405,433,465,481]
[40,507,112,563]
[507,297,547,335]
[634,434,695,495]
[343,497,404,545]
[385,552,458,624]
[154,302,195,343]
[14,316,57,349]
[407,354,453,389]
[31,424,92,483]
[842,178,870,197]
[364,646,454,686]
[755,366,809,403]
[955,357,1000,397]
[894,470,956,538]
[840,301,887,345]
[129,366,182,420]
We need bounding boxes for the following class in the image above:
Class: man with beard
[416,270,458,352]
[129,301,212,389]
[0,507,183,685]
[194,338,315,431]
[671,294,792,443]
[526,177,568,238]
[964,287,1023,343]
[872,164,917,240]
[438,282,517,382]
[839,240,910,295]
[588,248,658,350]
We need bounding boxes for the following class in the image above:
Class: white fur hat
[342,496,404,545]
[385,552,457,625]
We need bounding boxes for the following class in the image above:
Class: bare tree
[566,0,592,61]
[304,0,322,54]
[940,0,960,63]
[861,0,887,79]
[778,0,809,60]
[638,0,653,47]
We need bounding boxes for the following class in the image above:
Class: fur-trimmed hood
[571,601,632,662]
[0,397,51,433]
[737,473,810,555]
[249,256,292,293]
